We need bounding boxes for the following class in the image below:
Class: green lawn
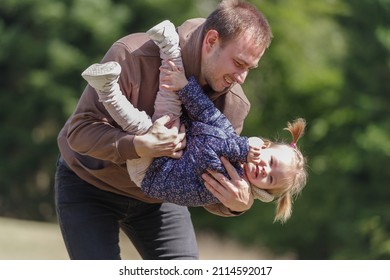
[0,217,282,260]
[0,217,140,260]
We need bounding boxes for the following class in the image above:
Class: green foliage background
[1,0,389,259]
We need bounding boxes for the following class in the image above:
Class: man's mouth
[224,75,234,86]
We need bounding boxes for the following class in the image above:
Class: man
[55,0,272,259]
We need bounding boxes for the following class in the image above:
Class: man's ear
[203,30,219,52]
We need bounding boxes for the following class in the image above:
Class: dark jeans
[54,157,199,260]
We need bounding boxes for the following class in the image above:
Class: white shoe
[81,61,121,91]
[147,20,179,56]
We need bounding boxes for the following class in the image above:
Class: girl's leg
[147,20,183,122]
[82,62,152,134]
[82,62,154,187]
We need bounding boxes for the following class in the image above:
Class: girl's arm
[160,63,236,134]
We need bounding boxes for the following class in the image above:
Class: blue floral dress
[141,76,249,206]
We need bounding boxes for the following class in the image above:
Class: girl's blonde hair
[265,118,308,223]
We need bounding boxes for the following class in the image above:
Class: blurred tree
[0,0,201,220]
[191,0,390,259]
[1,0,389,259]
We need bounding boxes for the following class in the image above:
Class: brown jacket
[57,18,251,216]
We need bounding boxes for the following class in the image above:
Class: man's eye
[234,61,244,68]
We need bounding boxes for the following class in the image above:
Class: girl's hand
[160,60,188,91]
[247,137,264,164]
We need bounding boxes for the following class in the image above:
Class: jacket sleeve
[178,76,236,134]
[202,85,251,217]
[203,204,245,217]
[199,136,248,217]
[66,42,143,164]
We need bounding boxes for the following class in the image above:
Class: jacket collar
[178,18,233,102]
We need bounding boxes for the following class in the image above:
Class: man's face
[200,30,265,93]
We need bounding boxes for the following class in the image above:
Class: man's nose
[234,71,248,84]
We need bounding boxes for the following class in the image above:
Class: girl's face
[244,145,294,191]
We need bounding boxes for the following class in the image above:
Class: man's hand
[202,157,254,212]
[133,115,186,159]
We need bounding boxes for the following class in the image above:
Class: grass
[0,217,285,260]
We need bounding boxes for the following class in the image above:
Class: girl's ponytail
[273,118,308,223]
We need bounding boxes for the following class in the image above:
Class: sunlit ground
[0,217,292,260]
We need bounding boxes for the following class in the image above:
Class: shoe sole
[147,20,175,42]
[82,61,121,78]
